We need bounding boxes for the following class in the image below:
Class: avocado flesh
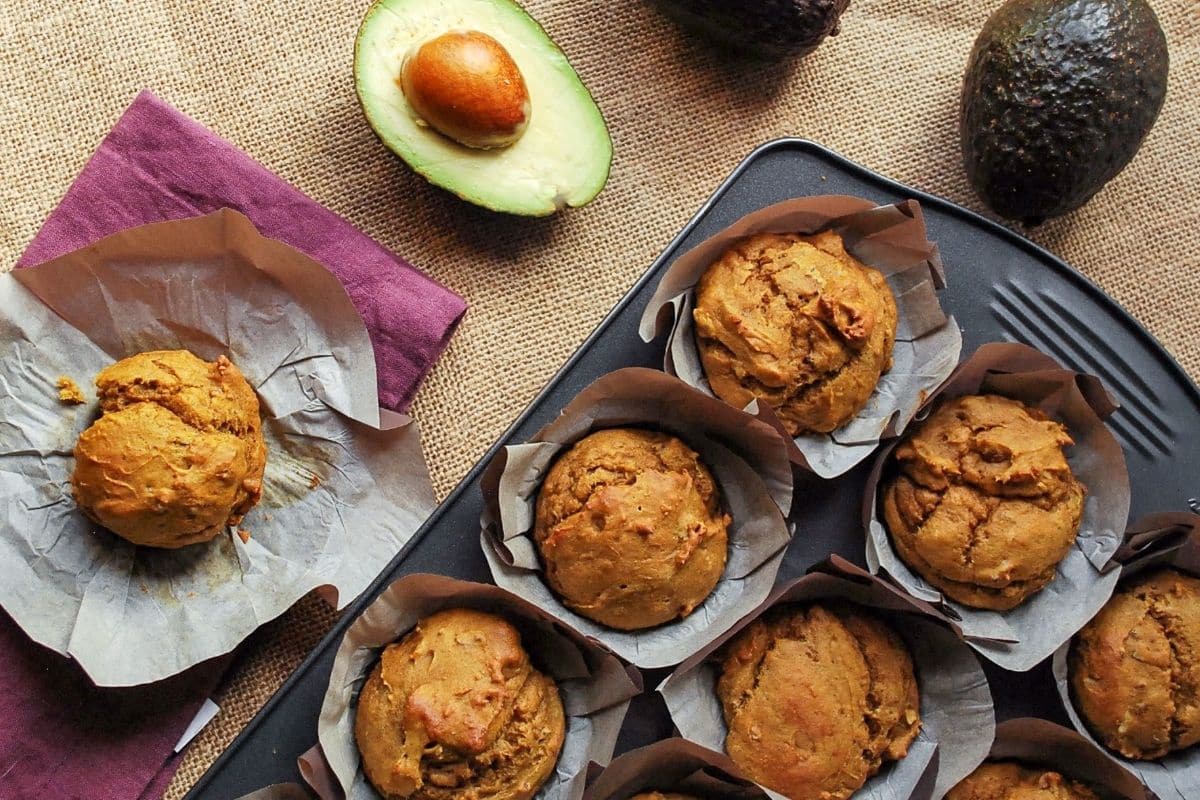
[355,0,612,216]
[960,0,1169,224]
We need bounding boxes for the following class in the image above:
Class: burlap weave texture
[0,1,1195,796]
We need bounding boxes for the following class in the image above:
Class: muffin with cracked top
[692,230,898,435]
[715,602,921,799]
[534,428,730,630]
[946,762,1098,800]
[353,608,565,800]
[71,349,266,549]
[881,393,1086,610]
[1070,567,1200,760]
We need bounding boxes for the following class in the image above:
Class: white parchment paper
[479,368,795,669]
[969,718,1149,800]
[659,561,995,800]
[583,739,767,800]
[638,196,962,478]
[1052,513,1200,800]
[863,343,1131,672]
[0,210,436,686]
[313,574,642,800]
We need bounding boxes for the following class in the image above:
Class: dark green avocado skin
[656,0,852,60]
[961,0,1168,225]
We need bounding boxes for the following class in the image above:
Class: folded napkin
[0,608,215,800]
[19,90,467,412]
[1,90,464,799]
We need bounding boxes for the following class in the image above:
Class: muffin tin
[183,139,1200,800]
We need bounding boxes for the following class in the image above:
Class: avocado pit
[399,30,530,149]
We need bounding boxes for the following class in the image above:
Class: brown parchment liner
[479,367,795,669]
[0,210,436,686]
[308,574,642,800]
[863,342,1132,672]
[583,739,767,800]
[953,718,1149,800]
[659,558,995,800]
[1052,513,1200,800]
[637,196,963,478]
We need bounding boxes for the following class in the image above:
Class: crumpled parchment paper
[0,210,436,686]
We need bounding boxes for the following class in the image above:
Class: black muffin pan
[185,139,1200,800]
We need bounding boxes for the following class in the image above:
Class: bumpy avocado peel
[961,0,1169,225]
[657,0,852,60]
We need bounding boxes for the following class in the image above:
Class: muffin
[946,762,1098,800]
[71,350,267,549]
[1070,567,1200,760]
[692,230,898,435]
[716,603,921,799]
[534,428,730,630]
[881,394,1085,610]
[354,608,566,800]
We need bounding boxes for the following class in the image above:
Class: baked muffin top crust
[71,350,266,549]
[716,602,920,800]
[881,394,1085,610]
[1071,567,1200,760]
[534,428,730,630]
[354,608,565,800]
[692,230,898,436]
[946,762,1098,800]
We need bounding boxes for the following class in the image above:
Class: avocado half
[354,0,612,216]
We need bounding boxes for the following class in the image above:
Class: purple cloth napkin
[1,91,465,799]
[18,90,467,412]
[0,608,223,800]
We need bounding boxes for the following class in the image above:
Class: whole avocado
[960,0,1169,225]
[657,0,852,60]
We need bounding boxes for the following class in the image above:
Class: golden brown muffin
[946,762,1098,800]
[71,350,266,549]
[354,608,566,800]
[1070,568,1200,760]
[533,428,730,630]
[716,603,921,800]
[881,394,1085,610]
[692,230,898,436]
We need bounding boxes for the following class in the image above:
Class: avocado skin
[657,0,851,60]
[960,0,1168,225]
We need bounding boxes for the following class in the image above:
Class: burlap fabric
[0,1,1194,796]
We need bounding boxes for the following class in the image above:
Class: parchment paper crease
[638,196,962,478]
[0,210,436,686]
[864,342,1131,672]
[659,560,995,800]
[1052,513,1200,800]
[313,574,642,800]
[583,739,767,800]
[480,367,795,669]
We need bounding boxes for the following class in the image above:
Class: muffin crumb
[56,376,86,405]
